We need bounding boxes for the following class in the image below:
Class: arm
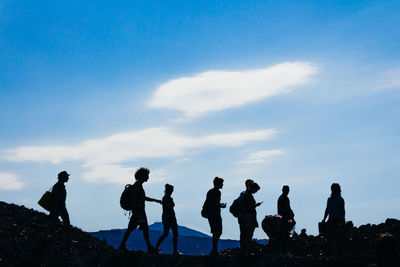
[322,206,328,222]
[248,194,260,210]
[145,196,162,204]
[216,190,226,208]
[288,199,294,219]
[341,199,345,222]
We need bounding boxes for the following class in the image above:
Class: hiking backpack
[201,200,209,218]
[120,184,134,211]
[229,193,244,218]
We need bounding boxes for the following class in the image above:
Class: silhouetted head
[57,171,70,183]
[330,183,341,197]
[165,183,174,195]
[245,179,255,191]
[250,182,260,194]
[213,177,224,189]
[135,167,150,182]
[282,185,290,195]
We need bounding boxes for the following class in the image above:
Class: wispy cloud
[237,149,284,164]
[82,164,167,185]
[4,128,277,184]
[0,172,25,190]
[149,62,317,117]
[375,68,400,90]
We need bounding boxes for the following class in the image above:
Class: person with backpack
[202,177,226,255]
[238,179,262,252]
[155,184,181,255]
[49,171,71,227]
[119,167,162,252]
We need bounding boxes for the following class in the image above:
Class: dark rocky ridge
[0,201,399,266]
[0,201,116,266]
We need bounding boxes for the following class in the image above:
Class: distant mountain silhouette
[149,222,209,238]
[89,222,268,255]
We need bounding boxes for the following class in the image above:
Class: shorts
[208,215,222,235]
[162,216,178,233]
[163,216,177,228]
[128,210,148,231]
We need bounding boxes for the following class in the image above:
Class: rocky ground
[0,201,399,266]
[0,201,117,266]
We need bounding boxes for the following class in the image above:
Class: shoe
[147,246,158,254]
[209,250,218,256]
[173,250,183,256]
[118,245,131,251]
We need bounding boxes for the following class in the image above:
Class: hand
[220,202,227,208]
[255,201,263,207]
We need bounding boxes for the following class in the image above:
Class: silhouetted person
[322,183,345,252]
[299,228,308,239]
[49,171,70,227]
[277,185,295,240]
[203,177,226,255]
[239,179,262,252]
[119,168,162,253]
[155,184,181,255]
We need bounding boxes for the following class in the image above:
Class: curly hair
[135,167,150,181]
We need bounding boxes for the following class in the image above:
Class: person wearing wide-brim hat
[49,171,71,226]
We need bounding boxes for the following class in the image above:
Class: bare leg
[155,223,170,250]
[211,232,221,254]
[239,222,246,251]
[248,227,255,250]
[141,224,154,251]
[171,223,178,252]
[119,219,138,249]
[60,208,70,227]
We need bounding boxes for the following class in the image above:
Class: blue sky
[1,0,400,239]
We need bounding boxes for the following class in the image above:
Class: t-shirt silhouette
[205,188,221,217]
[132,181,146,213]
[51,181,67,211]
[278,194,294,220]
[327,195,345,221]
[162,195,176,222]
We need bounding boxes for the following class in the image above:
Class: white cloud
[237,149,284,164]
[0,172,25,190]
[149,62,317,117]
[376,68,400,90]
[82,164,167,185]
[4,128,277,184]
